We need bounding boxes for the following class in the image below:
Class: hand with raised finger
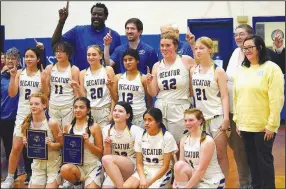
[103,29,113,46]
[9,62,17,78]
[106,73,114,89]
[69,80,80,90]
[34,38,45,50]
[58,0,69,22]
[146,66,153,84]
[104,136,112,146]
[186,27,195,46]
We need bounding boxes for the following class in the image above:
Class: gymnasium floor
[2,126,285,188]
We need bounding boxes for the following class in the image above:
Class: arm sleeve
[265,65,285,132]
[61,27,77,46]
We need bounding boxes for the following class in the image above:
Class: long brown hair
[184,108,207,143]
[21,93,48,137]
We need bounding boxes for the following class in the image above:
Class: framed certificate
[27,129,48,160]
[63,134,84,165]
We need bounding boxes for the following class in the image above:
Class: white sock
[7,173,14,180]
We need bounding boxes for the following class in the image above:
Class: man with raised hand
[51,1,121,70]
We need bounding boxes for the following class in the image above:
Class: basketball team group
[1,1,285,189]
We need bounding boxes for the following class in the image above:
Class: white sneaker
[1,177,14,188]
[61,180,74,188]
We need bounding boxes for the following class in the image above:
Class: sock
[176,181,187,188]
[7,173,15,180]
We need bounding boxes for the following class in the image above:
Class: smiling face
[112,104,130,123]
[91,7,107,30]
[160,38,177,58]
[24,50,39,69]
[184,113,202,133]
[123,55,138,71]
[242,39,258,63]
[125,23,141,42]
[73,100,89,119]
[87,46,102,65]
[30,97,47,115]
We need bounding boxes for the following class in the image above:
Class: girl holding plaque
[22,93,62,188]
[123,108,178,188]
[101,101,143,188]
[60,97,104,189]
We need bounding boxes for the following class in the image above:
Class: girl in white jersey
[42,42,80,129]
[114,48,152,128]
[101,101,143,188]
[173,108,225,188]
[1,46,46,188]
[77,45,116,129]
[60,97,104,188]
[21,93,62,188]
[146,32,196,144]
[190,37,229,179]
[123,108,178,188]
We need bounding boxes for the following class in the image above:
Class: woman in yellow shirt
[233,35,284,189]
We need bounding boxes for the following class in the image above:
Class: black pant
[22,145,32,175]
[241,131,276,189]
[0,119,15,162]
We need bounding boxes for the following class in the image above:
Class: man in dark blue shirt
[51,2,121,70]
[158,24,194,60]
[103,18,158,74]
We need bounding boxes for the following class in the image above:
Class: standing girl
[77,45,116,129]
[114,48,152,128]
[1,46,46,188]
[123,108,178,188]
[191,37,229,178]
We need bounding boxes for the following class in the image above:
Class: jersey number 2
[25,89,31,100]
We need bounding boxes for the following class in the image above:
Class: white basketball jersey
[157,56,190,100]
[192,64,223,119]
[17,69,41,116]
[183,135,223,180]
[49,64,74,106]
[69,124,100,163]
[102,124,143,159]
[84,67,111,108]
[118,72,146,115]
[134,129,177,167]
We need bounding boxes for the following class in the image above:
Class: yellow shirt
[233,61,284,133]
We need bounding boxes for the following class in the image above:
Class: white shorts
[155,99,190,143]
[132,166,172,188]
[48,103,73,130]
[77,160,103,187]
[206,115,226,139]
[91,104,111,130]
[102,157,136,187]
[197,175,225,188]
[132,113,144,129]
[29,153,62,186]
[13,114,26,137]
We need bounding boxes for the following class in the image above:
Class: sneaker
[1,176,14,188]
[61,180,74,188]
[24,173,31,185]
[73,182,83,189]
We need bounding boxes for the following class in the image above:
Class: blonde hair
[21,93,48,137]
[87,45,103,56]
[196,36,214,57]
[184,108,207,143]
[160,31,179,50]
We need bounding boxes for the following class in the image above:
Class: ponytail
[21,113,33,137]
[86,111,94,137]
[200,119,207,144]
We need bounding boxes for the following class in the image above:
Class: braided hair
[69,97,94,137]
[184,108,207,143]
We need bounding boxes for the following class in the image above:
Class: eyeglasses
[242,46,256,52]
[234,33,247,38]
